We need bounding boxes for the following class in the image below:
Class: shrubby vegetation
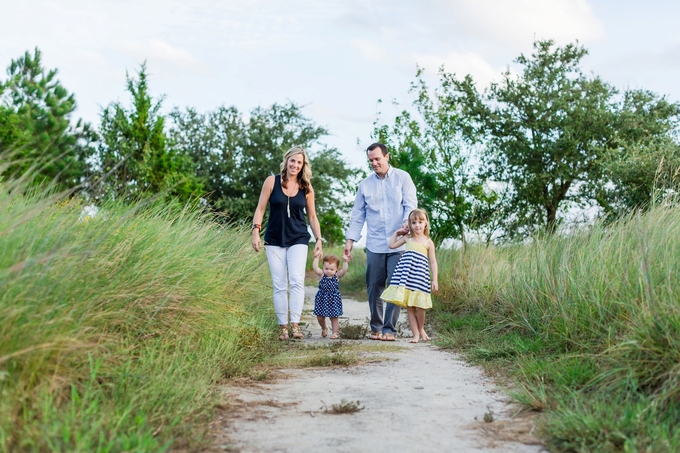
[435,204,680,450]
[0,182,276,451]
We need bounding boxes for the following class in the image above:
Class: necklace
[284,179,296,218]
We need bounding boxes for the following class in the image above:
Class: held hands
[313,240,323,259]
[396,226,409,237]
[343,240,353,263]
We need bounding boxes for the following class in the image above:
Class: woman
[251,146,323,340]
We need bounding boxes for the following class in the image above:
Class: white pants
[264,244,308,325]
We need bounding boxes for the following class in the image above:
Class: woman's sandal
[291,325,304,339]
[321,328,328,338]
[329,332,340,340]
[279,326,289,341]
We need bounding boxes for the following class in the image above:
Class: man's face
[367,149,389,177]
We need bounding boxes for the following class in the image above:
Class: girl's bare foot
[420,331,430,342]
[409,336,420,343]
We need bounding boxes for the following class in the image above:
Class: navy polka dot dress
[313,275,343,318]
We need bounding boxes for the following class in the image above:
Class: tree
[0,48,94,188]
[372,68,491,247]
[95,63,202,202]
[450,40,617,236]
[169,103,359,243]
[596,90,680,217]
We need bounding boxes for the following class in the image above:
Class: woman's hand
[313,239,323,259]
[251,230,262,252]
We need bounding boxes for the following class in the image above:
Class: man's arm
[344,184,366,262]
[401,172,418,223]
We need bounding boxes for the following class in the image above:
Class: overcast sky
[2,0,679,169]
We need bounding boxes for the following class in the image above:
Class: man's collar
[373,165,393,179]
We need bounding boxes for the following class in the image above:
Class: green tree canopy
[0,48,94,188]
[448,39,680,237]
[372,69,496,247]
[169,102,359,244]
[95,63,202,202]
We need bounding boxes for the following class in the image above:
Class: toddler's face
[323,261,338,277]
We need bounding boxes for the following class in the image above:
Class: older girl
[251,147,323,340]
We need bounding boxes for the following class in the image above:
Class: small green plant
[339,319,369,340]
[329,399,364,414]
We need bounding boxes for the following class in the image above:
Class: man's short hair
[367,143,388,156]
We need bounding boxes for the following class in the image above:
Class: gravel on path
[209,287,544,453]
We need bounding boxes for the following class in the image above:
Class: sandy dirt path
[210,288,544,452]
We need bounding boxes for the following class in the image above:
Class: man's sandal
[279,326,289,341]
[369,331,383,340]
[382,333,396,341]
[291,325,304,339]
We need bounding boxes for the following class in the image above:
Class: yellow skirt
[381,285,432,309]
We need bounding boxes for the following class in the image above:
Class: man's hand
[343,239,354,263]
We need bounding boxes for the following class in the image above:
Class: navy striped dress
[380,240,432,309]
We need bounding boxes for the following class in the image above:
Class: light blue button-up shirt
[345,166,418,254]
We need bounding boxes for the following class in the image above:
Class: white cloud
[413,51,501,87]
[351,39,390,64]
[454,0,605,46]
[119,39,211,74]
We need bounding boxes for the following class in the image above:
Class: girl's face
[409,215,428,236]
[323,261,338,277]
[286,153,304,178]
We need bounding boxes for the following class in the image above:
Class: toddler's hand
[342,254,350,262]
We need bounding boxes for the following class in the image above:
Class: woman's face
[286,153,304,178]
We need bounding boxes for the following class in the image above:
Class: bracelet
[315,237,322,242]
[251,223,261,231]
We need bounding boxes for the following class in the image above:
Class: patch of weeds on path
[323,399,365,414]
[339,319,369,339]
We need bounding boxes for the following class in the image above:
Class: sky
[2,0,680,170]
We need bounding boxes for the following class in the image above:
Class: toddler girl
[381,208,439,343]
[312,254,349,339]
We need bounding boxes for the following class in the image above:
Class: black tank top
[264,175,311,247]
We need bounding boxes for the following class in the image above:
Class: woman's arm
[388,227,409,249]
[312,256,324,277]
[251,176,275,252]
[428,239,438,292]
[305,188,323,258]
[336,259,349,279]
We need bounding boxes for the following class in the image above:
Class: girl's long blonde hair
[280,146,312,194]
[408,208,431,238]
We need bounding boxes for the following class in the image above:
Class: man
[344,143,417,341]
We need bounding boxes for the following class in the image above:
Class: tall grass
[436,205,680,451]
[0,184,276,451]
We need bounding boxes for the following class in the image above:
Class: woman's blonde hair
[280,146,312,194]
[408,208,431,238]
